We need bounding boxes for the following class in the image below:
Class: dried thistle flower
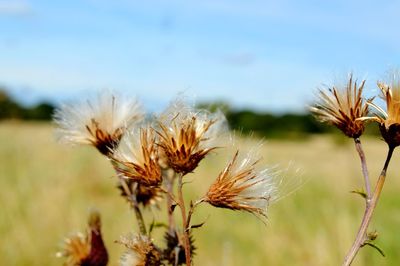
[118,234,161,266]
[205,150,279,218]
[57,232,90,266]
[111,127,162,186]
[117,179,163,207]
[365,78,400,147]
[54,90,143,156]
[310,75,370,138]
[57,210,108,266]
[156,99,227,174]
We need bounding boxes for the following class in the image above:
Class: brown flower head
[156,99,228,174]
[205,150,279,219]
[111,126,162,186]
[310,75,370,138]
[54,90,144,156]
[366,77,400,147]
[117,179,164,207]
[57,210,108,266]
[118,234,161,266]
[57,232,90,266]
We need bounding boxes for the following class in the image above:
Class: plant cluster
[311,73,400,265]
[54,92,282,266]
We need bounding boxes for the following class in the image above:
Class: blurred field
[2,122,400,266]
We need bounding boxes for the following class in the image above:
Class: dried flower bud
[156,99,228,174]
[117,179,163,207]
[57,210,108,266]
[118,234,161,266]
[310,75,370,138]
[111,127,162,186]
[54,90,143,156]
[366,79,400,147]
[205,150,279,218]
[56,232,90,266]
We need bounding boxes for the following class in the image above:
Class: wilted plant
[54,91,289,265]
[311,73,400,265]
[57,209,108,266]
[54,90,143,156]
[205,150,279,219]
[117,234,162,266]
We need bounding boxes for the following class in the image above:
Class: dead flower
[156,99,227,174]
[111,127,162,186]
[118,234,161,266]
[57,210,108,266]
[54,90,143,156]
[205,150,279,219]
[310,75,370,138]
[364,78,400,147]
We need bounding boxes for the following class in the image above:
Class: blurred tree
[0,89,25,119]
[24,102,55,120]
[196,101,231,114]
[0,89,55,121]
[198,101,344,139]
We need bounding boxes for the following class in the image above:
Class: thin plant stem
[177,173,192,266]
[343,146,394,266]
[165,169,177,235]
[354,138,371,199]
[118,176,147,235]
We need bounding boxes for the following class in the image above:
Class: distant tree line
[196,101,380,138]
[0,89,54,120]
[195,101,332,139]
[0,89,379,138]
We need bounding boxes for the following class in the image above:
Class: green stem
[165,170,176,235]
[118,176,147,235]
[177,174,192,266]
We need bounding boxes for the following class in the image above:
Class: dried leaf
[363,242,385,257]
[149,220,167,234]
[170,203,177,213]
[350,189,367,199]
[187,221,206,231]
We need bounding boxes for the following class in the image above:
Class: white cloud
[220,52,257,67]
[0,0,32,16]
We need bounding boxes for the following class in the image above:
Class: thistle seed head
[365,79,400,147]
[54,90,144,156]
[156,99,228,174]
[111,126,162,186]
[57,210,108,266]
[205,149,279,219]
[310,75,370,138]
[57,232,91,266]
[117,234,161,266]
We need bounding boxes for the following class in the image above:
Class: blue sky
[0,0,399,112]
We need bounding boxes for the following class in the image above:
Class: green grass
[1,122,400,265]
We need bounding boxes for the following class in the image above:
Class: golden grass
[1,122,400,265]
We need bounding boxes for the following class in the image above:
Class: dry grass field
[2,121,400,266]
